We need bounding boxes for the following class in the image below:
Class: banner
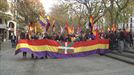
[15,39,110,58]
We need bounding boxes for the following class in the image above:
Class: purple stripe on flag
[39,20,46,27]
[15,48,47,58]
[47,49,111,58]
[15,48,111,59]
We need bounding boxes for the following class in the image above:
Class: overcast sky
[40,0,59,14]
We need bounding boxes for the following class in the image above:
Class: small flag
[39,15,46,27]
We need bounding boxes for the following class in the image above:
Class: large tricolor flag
[15,39,110,58]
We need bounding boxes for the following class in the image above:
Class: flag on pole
[39,15,46,27]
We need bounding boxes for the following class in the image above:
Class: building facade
[0,0,17,41]
[0,17,8,41]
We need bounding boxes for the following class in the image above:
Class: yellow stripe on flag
[39,15,46,23]
[74,44,109,53]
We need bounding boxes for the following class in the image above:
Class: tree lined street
[0,0,134,75]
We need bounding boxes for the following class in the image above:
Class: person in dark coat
[118,29,125,53]
[129,32,133,47]
[11,33,16,48]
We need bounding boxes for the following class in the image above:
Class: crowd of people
[11,28,134,58]
[107,29,133,53]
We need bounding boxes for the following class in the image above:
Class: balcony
[0,24,7,29]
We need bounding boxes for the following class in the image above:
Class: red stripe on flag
[17,39,109,47]
[72,39,109,47]
[18,39,60,46]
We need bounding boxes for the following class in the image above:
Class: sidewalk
[1,40,12,51]
[0,41,134,75]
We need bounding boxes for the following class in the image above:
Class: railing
[0,24,7,29]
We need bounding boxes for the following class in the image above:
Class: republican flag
[39,15,46,27]
[16,39,109,58]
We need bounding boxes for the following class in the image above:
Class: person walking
[11,33,16,48]
[118,29,125,53]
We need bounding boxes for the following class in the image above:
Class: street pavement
[0,41,134,75]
